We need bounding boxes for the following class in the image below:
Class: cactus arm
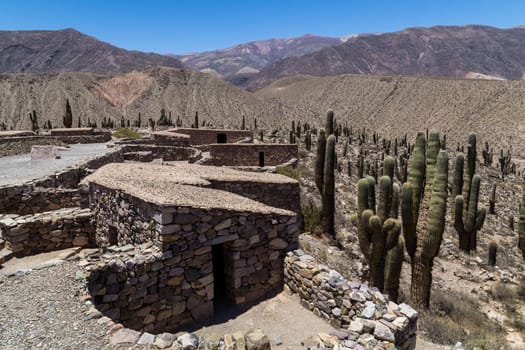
[401,183,416,258]
[314,129,326,195]
[383,218,401,250]
[476,207,486,230]
[384,156,394,182]
[385,235,405,302]
[390,183,400,219]
[366,176,376,213]
[378,176,392,222]
[322,135,336,236]
[408,132,426,219]
[465,175,481,233]
[422,150,448,261]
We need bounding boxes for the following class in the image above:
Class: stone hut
[208,143,298,167]
[81,163,301,333]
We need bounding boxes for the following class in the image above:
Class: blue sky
[0,0,524,54]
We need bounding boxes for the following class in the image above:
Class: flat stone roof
[0,130,35,137]
[83,163,296,215]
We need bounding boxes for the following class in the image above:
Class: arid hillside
[245,25,525,90]
[0,66,311,130]
[0,29,183,74]
[257,74,525,157]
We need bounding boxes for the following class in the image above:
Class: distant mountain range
[167,34,342,85]
[0,29,183,74]
[243,25,525,90]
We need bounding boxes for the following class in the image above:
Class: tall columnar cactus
[489,183,496,215]
[488,240,497,266]
[194,111,199,129]
[323,135,336,236]
[453,133,486,252]
[325,110,334,136]
[401,131,448,308]
[63,98,73,128]
[305,130,312,151]
[29,110,39,132]
[351,165,401,291]
[518,186,525,260]
[315,129,327,194]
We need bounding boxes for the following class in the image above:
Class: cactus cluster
[351,158,401,292]
[453,133,486,252]
[401,131,449,308]
[482,142,493,166]
[29,110,39,132]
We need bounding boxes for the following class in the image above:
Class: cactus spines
[401,131,449,308]
[488,240,497,266]
[453,133,486,252]
[489,183,496,215]
[325,110,334,136]
[322,135,336,236]
[315,129,327,195]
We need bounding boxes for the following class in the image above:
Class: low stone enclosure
[0,128,111,157]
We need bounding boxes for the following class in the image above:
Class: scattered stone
[245,329,271,350]
[109,328,140,345]
[178,333,199,350]
[155,332,176,349]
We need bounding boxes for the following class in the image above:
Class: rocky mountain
[256,74,525,156]
[0,66,311,130]
[168,35,341,85]
[0,29,184,74]
[245,25,525,90]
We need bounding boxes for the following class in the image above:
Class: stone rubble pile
[284,250,417,350]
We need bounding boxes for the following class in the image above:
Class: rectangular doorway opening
[212,244,227,305]
[108,226,118,246]
[217,133,227,143]
[259,152,265,167]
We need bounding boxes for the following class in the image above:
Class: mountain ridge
[0,29,184,74]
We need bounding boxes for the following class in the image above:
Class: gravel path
[0,143,110,186]
[0,260,118,350]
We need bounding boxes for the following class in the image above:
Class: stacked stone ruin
[0,129,419,348]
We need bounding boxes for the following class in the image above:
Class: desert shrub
[302,202,322,234]
[419,290,506,348]
[112,128,141,139]
[275,166,301,181]
[491,282,515,304]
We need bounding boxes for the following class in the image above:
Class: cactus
[323,135,336,236]
[315,129,326,194]
[242,115,246,130]
[63,98,73,128]
[499,149,512,178]
[510,216,515,231]
[305,130,312,151]
[482,142,493,166]
[29,110,39,132]
[324,111,334,136]
[385,235,405,302]
[401,130,448,308]
[453,133,486,252]
[489,183,496,215]
[488,240,497,266]
[194,111,199,129]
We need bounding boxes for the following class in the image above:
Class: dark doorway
[212,244,227,304]
[108,226,118,246]
[259,152,265,167]
[217,133,227,143]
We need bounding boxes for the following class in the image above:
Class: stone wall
[208,180,301,213]
[0,207,95,257]
[0,185,79,215]
[49,127,94,136]
[209,144,298,167]
[120,144,202,162]
[152,131,191,147]
[284,251,417,350]
[168,128,253,145]
[85,183,301,333]
[0,132,111,157]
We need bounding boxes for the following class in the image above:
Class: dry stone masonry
[0,207,94,257]
[80,162,301,333]
[284,250,417,350]
[208,144,298,167]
